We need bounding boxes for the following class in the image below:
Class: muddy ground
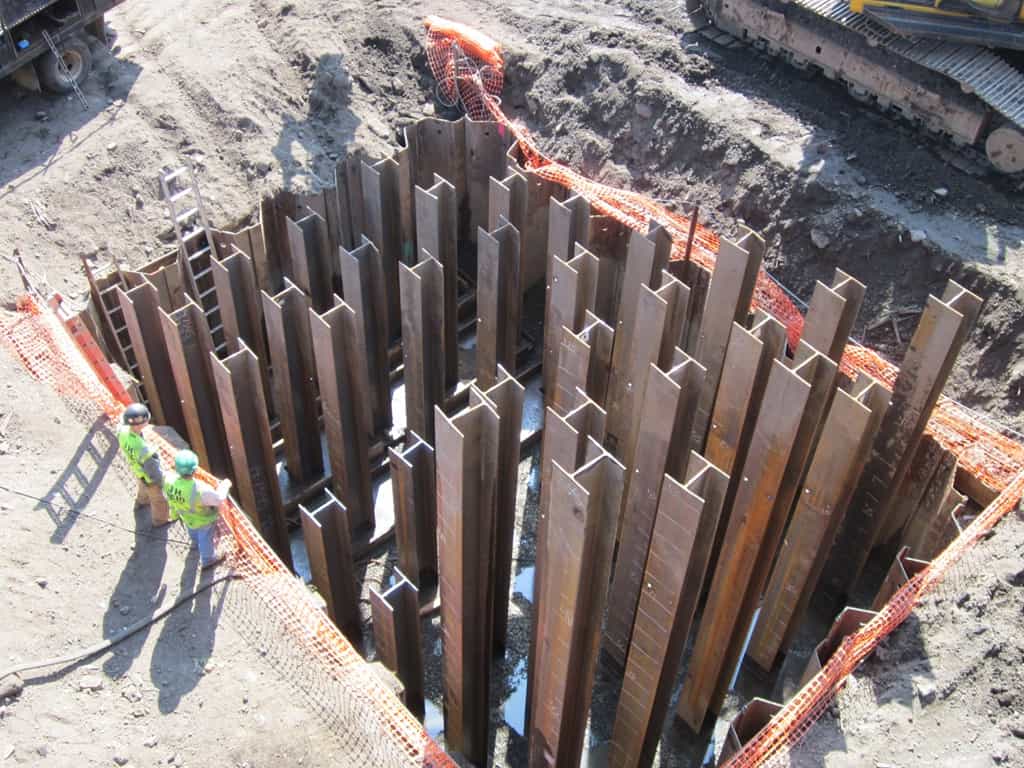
[2,0,1023,765]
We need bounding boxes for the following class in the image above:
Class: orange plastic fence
[423,17,1024,766]
[0,295,454,768]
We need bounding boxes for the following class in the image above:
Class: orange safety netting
[424,17,1024,767]
[0,295,453,768]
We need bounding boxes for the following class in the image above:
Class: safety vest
[163,473,218,529]
[117,426,157,483]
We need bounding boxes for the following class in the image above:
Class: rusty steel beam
[286,212,333,313]
[210,343,292,568]
[605,283,669,461]
[515,169,563,290]
[360,157,403,342]
[797,269,865,364]
[410,118,467,215]
[261,280,323,484]
[399,257,446,443]
[158,297,231,479]
[527,397,607,735]
[676,358,811,732]
[370,570,425,719]
[710,344,837,711]
[309,299,374,532]
[488,169,527,266]
[300,491,362,646]
[389,434,438,590]
[747,382,880,672]
[414,175,459,389]
[470,368,525,656]
[798,607,878,688]
[821,281,981,603]
[465,120,512,242]
[210,249,273,414]
[476,221,522,389]
[117,281,187,438]
[339,236,393,437]
[259,188,299,291]
[681,261,712,354]
[878,434,945,544]
[900,449,960,559]
[656,271,692,370]
[716,698,784,767]
[550,312,614,416]
[871,545,930,611]
[610,455,728,768]
[691,231,764,450]
[529,446,625,768]
[334,151,366,251]
[604,354,706,665]
[542,248,599,408]
[435,399,500,765]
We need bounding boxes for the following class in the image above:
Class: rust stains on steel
[300,492,362,646]
[399,256,446,444]
[310,299,374,532]
[371,570,425,720]
[390,434,438,591]
[261,280,323,485]
[415,176,460,389]
[476,221,522,390]
[210,343,292,569]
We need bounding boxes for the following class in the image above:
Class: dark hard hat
[123,403,151,426]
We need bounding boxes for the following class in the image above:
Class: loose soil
[2,0,1023,765]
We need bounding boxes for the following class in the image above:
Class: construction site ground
[2,0,1024,765]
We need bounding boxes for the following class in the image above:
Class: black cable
[0,571,237,683]
[0,482,193,545]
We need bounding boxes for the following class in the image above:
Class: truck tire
[37,36,92,94]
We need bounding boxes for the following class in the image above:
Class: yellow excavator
[691,0,1024,173]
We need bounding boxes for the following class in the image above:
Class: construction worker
[116,403,169,527]
[163,450,232,569]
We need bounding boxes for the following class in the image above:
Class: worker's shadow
[36,415,119,544]
[271,52,361,191]
[101,502,172,679]
[149,546,229,714]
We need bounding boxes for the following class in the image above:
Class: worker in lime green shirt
[116,403,169,527]
[163,449,232,569]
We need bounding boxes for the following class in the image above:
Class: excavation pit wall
[14,112,1024,768]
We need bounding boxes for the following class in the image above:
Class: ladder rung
[176,207,199,223]
[120,341,134,354]
[199,286,217,299]
[182,226,206,242]
[190,245,212,261]
[193,266,213,281]
[164,167,188,183]
[169,188,193,204]
[209,323,223,335]
[112,324,128,334]
[214,342,228,353]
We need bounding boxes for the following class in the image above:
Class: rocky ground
[2,0,1023,765]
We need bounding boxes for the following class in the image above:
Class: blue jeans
[187,523,217,565]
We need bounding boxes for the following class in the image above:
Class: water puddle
[513,565,535,603]
[502,658,529,736]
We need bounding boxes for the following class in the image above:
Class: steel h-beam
[210,343,292,568]
[158,297,231,479]
[399,257,446,443]
[529,444,625,768]
[610,455,728,768]
[604,353,706,665]
[821,280,981,602]
[371,570,425,719]
[360,157,403,343]
[542,247,598,408]
[287,212,333,312]
[550,311,613,416]
[435,399,500,765]
[389,434,438,590]
[117,281,187,438]
[261,279,323,484]
[676,357,811,732]
[476,221,522,389]
[415,175,459,389]
[470,367,525,655]
[340,236,393,437]
[309,298,374,532]
[299,491,362,645]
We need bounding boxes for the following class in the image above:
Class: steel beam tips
[299,491,361,646]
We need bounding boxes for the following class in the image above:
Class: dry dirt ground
[2,0,1024,765]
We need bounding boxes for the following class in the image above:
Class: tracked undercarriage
[689,0,1024,173]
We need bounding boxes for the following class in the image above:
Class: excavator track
[693,0,1024,173]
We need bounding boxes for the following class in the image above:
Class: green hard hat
[174,450,200,476]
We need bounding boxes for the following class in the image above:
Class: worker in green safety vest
[116,403,169,527]
[164,449,232,569]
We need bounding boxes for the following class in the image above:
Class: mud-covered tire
[37,36,92,94]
